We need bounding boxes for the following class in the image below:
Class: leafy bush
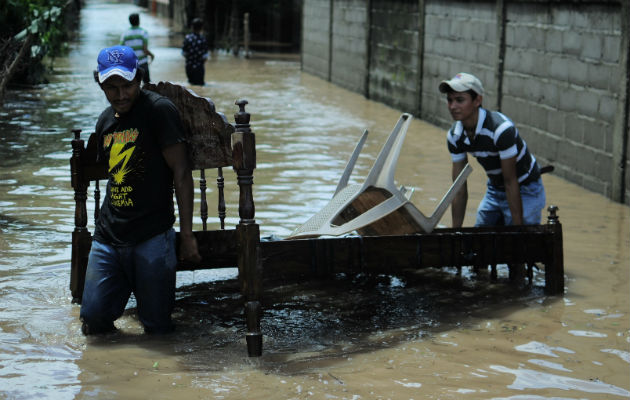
[1,0,80,85]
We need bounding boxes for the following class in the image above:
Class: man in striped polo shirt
[439,72,546,228]
[120,13,154,84]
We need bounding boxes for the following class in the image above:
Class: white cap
[439,72,484,96]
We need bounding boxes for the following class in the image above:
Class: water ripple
[491,364,630,396]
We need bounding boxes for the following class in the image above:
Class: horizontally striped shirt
[120,26,150,65]
[447,108,540,189]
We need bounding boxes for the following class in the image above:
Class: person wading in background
[182,17,209,86]
[120,13,154,84]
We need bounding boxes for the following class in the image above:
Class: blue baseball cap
[96,45,138,83]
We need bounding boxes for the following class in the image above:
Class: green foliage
[2,0,77,84]
[26,1,69,60]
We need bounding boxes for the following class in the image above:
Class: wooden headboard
[143,81,235,169]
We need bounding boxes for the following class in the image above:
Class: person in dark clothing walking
[182,18,209,86]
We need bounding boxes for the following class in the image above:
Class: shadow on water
[85,265,552,374]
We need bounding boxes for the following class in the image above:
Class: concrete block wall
[501,2,624,198]
[368,0,421,114]
[301,0,332,81]
[301,0,629,204]
[421,1,498,127]
[330,0,369,94]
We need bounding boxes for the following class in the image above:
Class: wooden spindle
[200,169,208,231]
[217,167,226,230]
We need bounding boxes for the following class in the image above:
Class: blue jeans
[80,229,177,334]
[476,178,546,226]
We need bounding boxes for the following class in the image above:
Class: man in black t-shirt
[80,45,201,335]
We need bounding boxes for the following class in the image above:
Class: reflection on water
[0,0,629,399]
[490,364,630,396]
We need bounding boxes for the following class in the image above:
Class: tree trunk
[0,33,34,106]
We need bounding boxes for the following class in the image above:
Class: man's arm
[143,43,154,59]
[143,31,154,59]
[451,159,468,228]
[501,155,523,225]
[162,143,201,263]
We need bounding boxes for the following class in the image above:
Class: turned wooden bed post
[545,205,564,295]
[70,129,90,304]
[232,99,262,356]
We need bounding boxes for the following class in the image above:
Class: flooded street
[1,0,629,398]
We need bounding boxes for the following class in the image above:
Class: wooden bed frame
[70,82,564,357]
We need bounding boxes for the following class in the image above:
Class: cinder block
[582,116,606,151]
[506,25,528,48]
[602,34,621,63]
[530,103,550,131]
[582,174,610,197]
[571,9,591,30]
[524,78,542,102]
[575,89,599,119]
[550,55,570,82]
[542,80,559,108]
[551,8,571,26]
[605,127,615,154]
[546,109,564,137]
[592,151,614,182]
[587,62,616,92]
[460,23,473,40]
[503,75,525,98]
[483,22,497,43]
[516,49,537,75]
[525,26,546,49]
[545,28,563,53]
[567,60,588,87]
[477,44,495,65]
[532,131,560,161]
[469,23,488,42]
[598,94,617,122]
[564,112,584,142]
[502,96,529,124]
[561,30,582,57]
[580,33,602,60]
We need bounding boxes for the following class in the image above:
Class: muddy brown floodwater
[0,1,628,399]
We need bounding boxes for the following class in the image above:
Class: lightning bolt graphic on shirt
[109,142,135,185]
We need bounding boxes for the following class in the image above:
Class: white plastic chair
[287,113,472,239]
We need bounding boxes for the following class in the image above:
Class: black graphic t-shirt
[93,90,186,246]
